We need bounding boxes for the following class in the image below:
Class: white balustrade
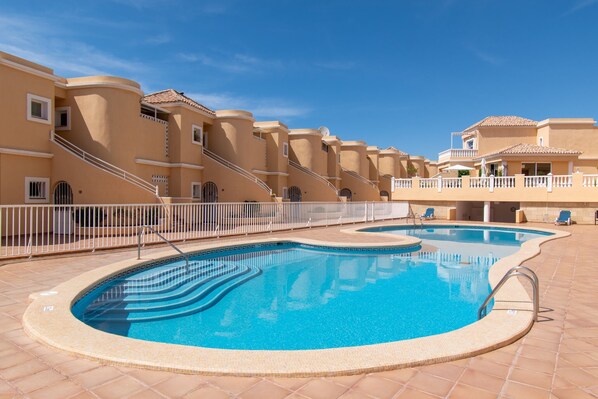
[583,174,598,187]
[419,178,438,189]
[442,178,462,189]
[552,175,572,188]
[394,178,413,189]
[494,176,516,188]
[469,177,489,188]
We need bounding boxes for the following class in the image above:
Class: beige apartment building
[1,51,435,207]
[394,116,598,223]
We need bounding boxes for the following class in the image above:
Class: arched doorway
[340,188,352,201]
[53,181,73,235]
[53,181,73,205]
[202,182,218,203]
[380,190,389,198]
[288,186,302,202]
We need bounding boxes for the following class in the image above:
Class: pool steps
[83,262,262,322]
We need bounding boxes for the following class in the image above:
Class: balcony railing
[438,149,478,163]
[392,174,598,201]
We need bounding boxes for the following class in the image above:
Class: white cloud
[186,92,310,119]
[145,34,171,45]
[0,14,146,77]
[176,52,282,74]
[564,0,598,15]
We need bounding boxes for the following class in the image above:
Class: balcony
[391,173,598,203]
[437,149,478,164]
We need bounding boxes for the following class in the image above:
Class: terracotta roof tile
[143,89,215,116]
[464,116,538,132]
[475,143,581,160]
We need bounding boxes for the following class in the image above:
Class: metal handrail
[478,266,539,321]
[137,225,189,267]
[202,148,272,195]
[289,160,339,194]
[341,168,378,188]
[51,133,158,195]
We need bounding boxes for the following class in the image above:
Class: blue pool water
[72,225,551,350]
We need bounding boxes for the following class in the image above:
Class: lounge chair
[554,210,571,225]
[420,208,435,220]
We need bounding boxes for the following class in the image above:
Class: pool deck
[0,220,597,398]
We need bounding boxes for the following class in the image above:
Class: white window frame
[538,137,544,146]
[282,187,288,199]
[27,93,51,125]
[191,124,203,145]
[191,182,202,199]
[54,106,71,131]
[25,177,50,204]
[465,138,475,150]
[282,142,289,157]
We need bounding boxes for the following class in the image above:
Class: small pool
[72,226,551,350]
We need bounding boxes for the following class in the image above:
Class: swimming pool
[72,225,551,350]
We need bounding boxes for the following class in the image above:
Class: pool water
[72,226,550,350]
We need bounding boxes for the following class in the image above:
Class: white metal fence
[0,201,410,259]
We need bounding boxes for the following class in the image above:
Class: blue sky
[1,0,597,159]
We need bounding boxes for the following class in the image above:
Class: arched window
[380,190,389,198]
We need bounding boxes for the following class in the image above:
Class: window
[521,162,551,176]
[192,125,203,145]
[282,187,288,199]
[191,182,202,199]
[282,142,289,157]
[27,94,51,124]
[465,139,475,150]
[322,143,329,152]
[25,177,49,203]
[54,107,71,130]
[538,137,544,146]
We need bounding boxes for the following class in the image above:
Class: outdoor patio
[0,221,596,398]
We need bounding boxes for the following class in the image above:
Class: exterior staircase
[289,160,339,198]
[51,132,158,196]
[202,148,272,195]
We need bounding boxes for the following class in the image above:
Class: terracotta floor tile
[71,366,123,388]
[206,376,261,395]
[153,375,210,397]
[297,379,349,399]
[267,376,313,391]
[125,369,173,386]
[467,357,510,378]
[447,383,497,399]
[373,369,417,384]
[351,375,402,399]
[0,358,48,381]
[11,369,66,393]
[238,380,291,399]
[458,369,505,394]
[52,358,99,376]
[394,388,440,399]
[125,388,167,399]
[508,367,553,390]
[419,363,465,381]
[502,381,550,399]
[551,388,598,399]
[26,380,85,399]
[405,371,454,397]
[513,356,556,375]
[555,368,598,387]
[92,375,147,398]
[337,389,376,399]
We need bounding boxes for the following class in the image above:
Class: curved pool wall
[23,224,568,376]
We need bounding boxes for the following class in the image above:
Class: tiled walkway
[0,221,597,398]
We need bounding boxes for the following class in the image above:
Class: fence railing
[0,201,409,259]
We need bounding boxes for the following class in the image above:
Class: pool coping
[22,222,569,377]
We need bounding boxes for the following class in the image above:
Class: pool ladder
[478,266,539,321]
[137,225,189,268]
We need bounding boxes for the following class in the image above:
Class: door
[53,181,73,235]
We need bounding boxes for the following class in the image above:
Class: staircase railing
[289,160,339,195]
[342,168,378,189]
[51,132,158,196]
[202,148,272,195]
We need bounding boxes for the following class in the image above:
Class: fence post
[391,176,395,193]
[547,173,553,193]
[437,175,442,193]
[489,175,495,193]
